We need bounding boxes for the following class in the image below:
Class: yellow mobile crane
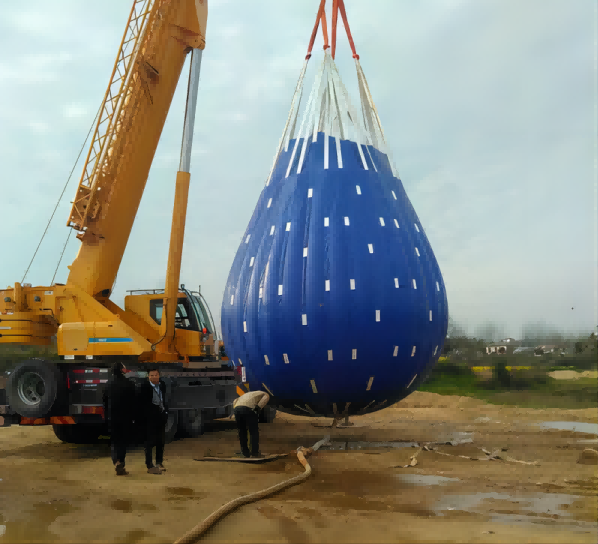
[0,0,268,442]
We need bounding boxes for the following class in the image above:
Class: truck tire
[259,406,277,424]
[164,411,178,444]
[179,409,204,438]
[52,424,101,444]
[6,359,65,418]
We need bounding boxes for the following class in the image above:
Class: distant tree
[447,316,466,339]
[474,321,505,343]
[493,359,511,388]
[576,332,598,354]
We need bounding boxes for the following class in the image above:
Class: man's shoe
[157,464,166,472]
[115,462,129,476]
[251,453,265,459]
[235,451,251,458]
[147,466,162,474]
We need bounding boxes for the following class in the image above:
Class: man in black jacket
[102,362,136,476]
[137,368,168,474]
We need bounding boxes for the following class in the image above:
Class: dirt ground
[1,391,597,544]
[548,370,598,380]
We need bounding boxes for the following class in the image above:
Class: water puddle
[114,529,153,543]
[0,501,77,542]
[395,474,460,486]
[436,432,474,446]
[537,421,598,435]
[164,486,206,502]
[320,432,474,451]
[434,491,597,532]
[321,441,419,451]
[166,486,195,496]
[111,499,133,513]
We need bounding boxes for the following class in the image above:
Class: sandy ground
[1,391,597,544]
[548,370,598,380]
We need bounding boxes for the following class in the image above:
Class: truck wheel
[164,411,178,444]
[180,409,204,438]
[52,424,101,444]
[6,359,65,418]
[259,406,277,424]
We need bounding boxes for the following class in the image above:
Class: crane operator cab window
[150,298,198,331]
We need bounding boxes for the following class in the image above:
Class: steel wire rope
[50,230,73,286]
[22,102,103,285]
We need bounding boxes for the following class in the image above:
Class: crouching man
[233,390,270,458]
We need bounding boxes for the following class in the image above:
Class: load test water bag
[221,51,448,417]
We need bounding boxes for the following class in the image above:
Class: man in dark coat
[102,362,136,476]
[137,368,168,474]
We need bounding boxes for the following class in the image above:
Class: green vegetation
[0,344,59,373]
[1,327,595,411]
[420,356,597,409]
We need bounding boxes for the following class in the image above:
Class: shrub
[510,367,549,389]
[491,359,511,388]
[433,359,475,377]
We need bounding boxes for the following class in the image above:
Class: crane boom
[0,0,254,441]
[0,0,211,361]
[66,0,207,298]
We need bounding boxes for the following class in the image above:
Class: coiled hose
[173,436,330,544]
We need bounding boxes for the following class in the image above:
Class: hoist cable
[22,101,102,284]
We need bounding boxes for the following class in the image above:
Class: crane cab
[125,286,217,360]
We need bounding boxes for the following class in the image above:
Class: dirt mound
[549,370,598,380]
[392,391,486,410]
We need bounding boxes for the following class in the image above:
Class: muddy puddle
[395,474,460,486]
[537,421,598,435]
[0,501,78,542]
[321,440,419,450]
[320,432,474,451]
[434,491,598,532]
[435,431,474,446]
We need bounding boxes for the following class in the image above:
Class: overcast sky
[0,0,596,342]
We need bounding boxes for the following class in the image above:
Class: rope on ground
[393,446,423,468]
[420,444,540,465]
[173,436,331,544]
[392,442,540,467]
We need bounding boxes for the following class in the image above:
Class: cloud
[63,104,89,119]
[0,0,595,342]
[0,52,74,84]
[27,121,51,134]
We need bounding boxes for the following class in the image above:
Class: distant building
[513,346,535,354]
[486,338,521,355]
[534,345,563,355]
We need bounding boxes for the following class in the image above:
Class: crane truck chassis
[0,0,276,442]
[0,286,273,444]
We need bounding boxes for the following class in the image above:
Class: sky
[0,0,596,343]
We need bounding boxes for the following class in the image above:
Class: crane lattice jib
[67,0,164,232]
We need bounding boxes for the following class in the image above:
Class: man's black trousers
[145,416,166,468]
[234,406,259,457]
[110,420,130,466]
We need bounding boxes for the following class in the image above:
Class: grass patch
[0,345,59,373]
[420,361,598,409]
[419,373,480,398]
